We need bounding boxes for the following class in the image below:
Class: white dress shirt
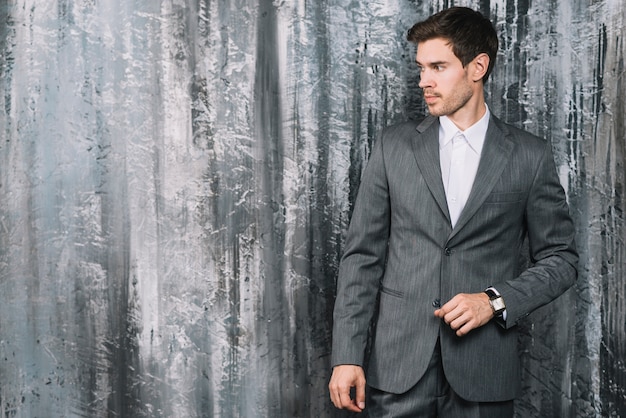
[439,105,490,228]
[438,105,507,320]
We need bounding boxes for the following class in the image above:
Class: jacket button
[432,298,441,308]
[444,247,452,256]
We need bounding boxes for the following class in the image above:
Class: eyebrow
[416,60,448,67]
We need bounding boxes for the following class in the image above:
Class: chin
[426,107,444,117]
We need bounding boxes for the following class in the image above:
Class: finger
[330,389,340,408]
[328,381,343,409]
[333,390,354,411]
[435,304,453,318]
[438,296,461,316]
[448,315,462,330]
[331,382,359,412]
[452,306,481,330]
[355,378,366,410]
[456,323,472,337]
[455,316,479,336]
[444,307,466,326]
[338,390,362,413]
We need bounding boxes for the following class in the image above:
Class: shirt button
[444,247,452,256]
[432,298,441,308]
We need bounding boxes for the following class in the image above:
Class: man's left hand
[434,292,493,337]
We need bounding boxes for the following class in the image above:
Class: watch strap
[484,287,506,316]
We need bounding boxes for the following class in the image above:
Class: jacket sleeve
[498,141,578,328]
[330,132,391,367]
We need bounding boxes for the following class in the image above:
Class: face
[415,38,476,118]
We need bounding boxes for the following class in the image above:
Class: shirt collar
[438,104,491,155]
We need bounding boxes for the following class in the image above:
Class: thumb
[356,379,366,410]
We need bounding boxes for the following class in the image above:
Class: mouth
[423,94,439,104]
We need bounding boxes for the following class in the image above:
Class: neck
[447,93,487,131]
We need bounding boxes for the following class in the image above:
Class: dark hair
[407,7,498,82]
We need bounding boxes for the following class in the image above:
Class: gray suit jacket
[331,115,578,402]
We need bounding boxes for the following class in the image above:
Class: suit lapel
[448,117,515,240]
[411,116,450,221]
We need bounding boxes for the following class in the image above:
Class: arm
[497,141,578,327]
[331,133,391,366]
[436,141,578,335]
[330,133,391,409]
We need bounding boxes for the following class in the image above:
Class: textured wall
[0,0,624,417]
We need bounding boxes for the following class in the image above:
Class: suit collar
[412,116,450,221]
[411,115,516,240]
[448,116,515,240]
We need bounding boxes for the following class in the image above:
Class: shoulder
[381,116,437,140]
[381,119,420,136]
[490,115,549,153]
[489,115,548,147]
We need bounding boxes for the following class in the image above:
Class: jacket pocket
[380,285,404,298]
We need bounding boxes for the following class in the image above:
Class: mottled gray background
[0,0,624,417]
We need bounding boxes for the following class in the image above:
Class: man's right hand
[328,364,366,412]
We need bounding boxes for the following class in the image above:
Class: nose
[418,69,431,89]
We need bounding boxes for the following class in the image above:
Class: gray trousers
[366,339,514,418]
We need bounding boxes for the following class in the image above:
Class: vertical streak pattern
[0,0,624,417]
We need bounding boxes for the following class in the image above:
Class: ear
[470,53,490,82]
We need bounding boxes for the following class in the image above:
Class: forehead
[415,38,459,64]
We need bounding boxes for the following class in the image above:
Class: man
[328,7,578,417]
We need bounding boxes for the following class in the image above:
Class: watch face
[491,297,506,312]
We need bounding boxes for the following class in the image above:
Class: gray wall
[0,0,624,417]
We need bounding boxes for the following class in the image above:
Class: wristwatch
[484,287,506,316]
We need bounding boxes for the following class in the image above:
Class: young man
[328,7,578,417]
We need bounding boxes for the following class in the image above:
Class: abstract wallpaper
[0,0,624,417]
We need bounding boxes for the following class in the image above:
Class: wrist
[484,287,506,317]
